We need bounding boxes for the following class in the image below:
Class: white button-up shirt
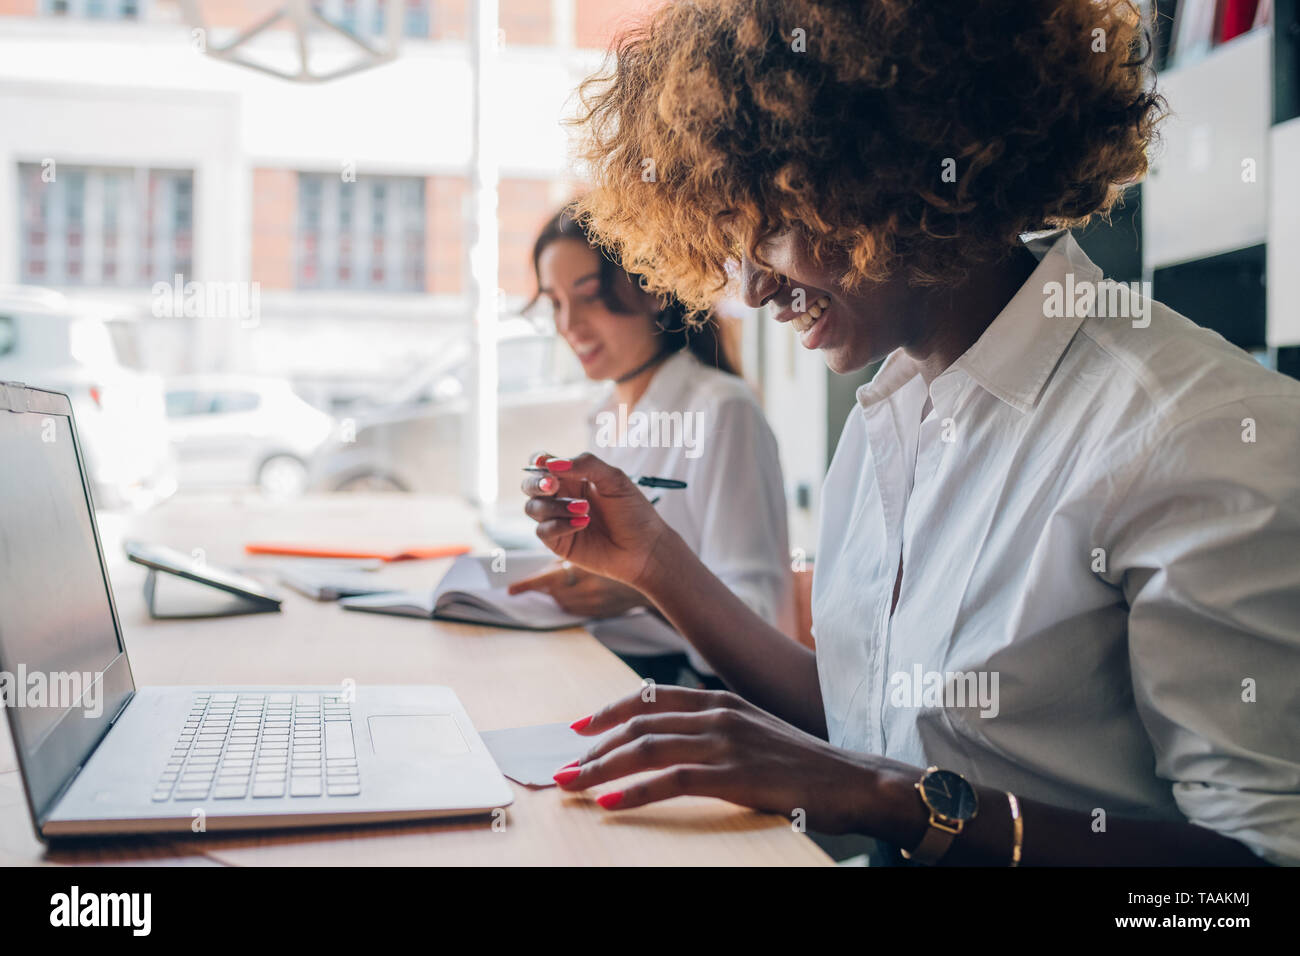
[812,232,1300,864]
[588,349,794,672]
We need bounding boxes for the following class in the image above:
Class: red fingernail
[570,516,590,528]
[596,791,624,810]
[566,499,589,514]
[553,768,582,785]
[533,453,549,466]
[547,459,573,472]
[540,476,557,493]
[570,715,593,731]
[560,758,580,769]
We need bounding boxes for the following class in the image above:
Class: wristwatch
[900,766,979,865]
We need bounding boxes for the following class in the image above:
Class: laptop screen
[0,389,133,820]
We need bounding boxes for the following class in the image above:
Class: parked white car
[307,322,596,497]
[0,287,176,510]
[164,375,335,497]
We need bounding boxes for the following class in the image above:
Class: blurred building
[0,0,658,405]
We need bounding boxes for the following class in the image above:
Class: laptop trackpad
[367,714,469,758]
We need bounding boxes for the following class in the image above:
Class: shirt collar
[588,348,697,425]
[856,231,1100,414]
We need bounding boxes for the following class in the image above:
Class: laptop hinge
[0,381,28,413]
[42,689,135,826]
[46,764,84,821]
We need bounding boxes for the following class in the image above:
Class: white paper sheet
[480,722,615,788]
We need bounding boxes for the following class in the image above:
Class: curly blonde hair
[572,0,1165,311]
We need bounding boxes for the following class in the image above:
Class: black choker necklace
[614,347,676,385]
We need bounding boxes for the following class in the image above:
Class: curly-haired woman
[524,0,1300,865]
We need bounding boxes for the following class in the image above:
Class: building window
[297,173,425,292]
[19,164,193,287]
[312,0,430,38]
[41,0,144,18]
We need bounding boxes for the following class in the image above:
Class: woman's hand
[507,564,646,618]
[552,685,922,836]
[521,452,674,588]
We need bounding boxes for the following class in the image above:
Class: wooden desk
[0,493,830,867]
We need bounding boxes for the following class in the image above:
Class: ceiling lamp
[177,0,404,83]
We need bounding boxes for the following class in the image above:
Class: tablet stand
[143,567,282,619]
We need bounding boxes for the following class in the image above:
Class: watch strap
[900,818,957,865]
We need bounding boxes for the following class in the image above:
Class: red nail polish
[540,476,557,493]
[596,791,624,810]
[570,516,590,528]
[570,715,593,731]
[547,459,573,472]
[533,453,549,466]
[566,500,589,514]
[553,768,582,785]
[560,759,580,768]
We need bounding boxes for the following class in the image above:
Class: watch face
[920,769,978,821]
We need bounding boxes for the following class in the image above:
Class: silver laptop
[0,382,513,837]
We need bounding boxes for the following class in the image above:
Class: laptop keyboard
[152,693,361,803]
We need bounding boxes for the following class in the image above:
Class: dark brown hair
[571,0,1166,311]
[529,204,739,376]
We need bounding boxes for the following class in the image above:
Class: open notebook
[339,551,589,631]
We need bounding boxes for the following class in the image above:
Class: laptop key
[290,778,322,797]
[324,721,356,759]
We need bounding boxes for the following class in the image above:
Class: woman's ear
[616,271,663,317]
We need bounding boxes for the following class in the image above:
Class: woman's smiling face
[736,230,916,375]
[536,239,660,382]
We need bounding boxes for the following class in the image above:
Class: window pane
[295,173,424,293]
[212,392,260,414]
[18,163,193,287]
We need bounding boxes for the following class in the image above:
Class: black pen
[522,466,687,490]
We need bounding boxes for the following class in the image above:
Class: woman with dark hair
[508,205,793,689]
[520,0,1300,865]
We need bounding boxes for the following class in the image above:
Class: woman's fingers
[555,730,721,791]
[590,765,730,811]
[574,710,729,768]
[571,686,740,736]
[528,496,592,546]
[507,568,562,596]
[523,495,590,525]
[521,472,562,497]
[521,453,579,498]
[537,452,636,498]
[509,564,587,595]
[532,518,588,552]
[521,470,593,502]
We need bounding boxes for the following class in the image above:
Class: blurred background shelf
[1077,0,1299,361]
[1142,28,1270,270]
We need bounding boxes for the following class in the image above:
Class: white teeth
[790,295,830,333]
